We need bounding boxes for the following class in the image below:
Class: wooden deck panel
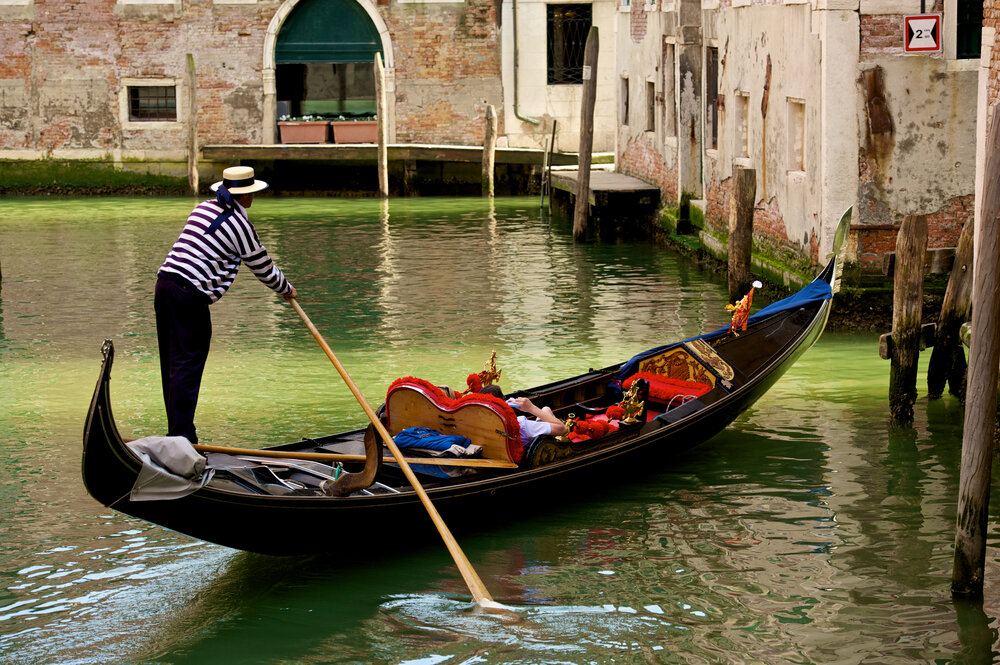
[202,143,584,166]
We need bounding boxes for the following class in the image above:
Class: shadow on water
[133,550,465,664]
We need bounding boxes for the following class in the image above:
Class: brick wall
[0,0,501,153]
[854,193,972,269]
[630,3,648,43]
[618,133,679,204]
[989,1,1000,108]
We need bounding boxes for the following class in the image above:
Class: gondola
[83,209,851,556]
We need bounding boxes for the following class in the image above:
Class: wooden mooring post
[952,101,1000,598]
[573,26,598,241]
[186,54,199,196]
[728,166,755,301]
[927,216,973,400]
[886,214,928,425]
[375,52,389,199]
[482,104,497,198]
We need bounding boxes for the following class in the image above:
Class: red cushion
[568,414,619,443]
[622,372,712,402]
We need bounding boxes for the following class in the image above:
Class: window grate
[547,4,593,85]
[128,86,177,121]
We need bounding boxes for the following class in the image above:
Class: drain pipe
[512,0,540,126]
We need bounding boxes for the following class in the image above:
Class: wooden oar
[192,444,517,469]
[288,298,503,610]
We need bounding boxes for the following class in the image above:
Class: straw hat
[209,166,269,194]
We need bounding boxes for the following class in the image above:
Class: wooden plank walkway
[202,143,584,166]
[548,169,660,235]
[550,169,660,208]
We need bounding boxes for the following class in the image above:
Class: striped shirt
[158,199,292,303]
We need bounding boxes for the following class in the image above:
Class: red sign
[903,14,942,53]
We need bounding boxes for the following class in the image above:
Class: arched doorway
[263,0,393,143]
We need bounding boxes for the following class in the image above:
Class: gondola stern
[82,339,139,507]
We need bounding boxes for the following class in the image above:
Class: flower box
[278,121,330,144]
[332,120,377,144]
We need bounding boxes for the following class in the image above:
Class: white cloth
[126,436,214,502]
[517,416,552,445]
[407,443,483,458]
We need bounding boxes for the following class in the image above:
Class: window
[956,0,982,59]
[662,40,676,139]
[787,99,805,171]
[276,62,376,119]
[547,4,592,85]
[621,76,629,126]
[705,47,718,150]
[646,80,656,132]
[736,91,749,158]
[128,85,176,121]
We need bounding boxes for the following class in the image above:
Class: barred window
[128,85,176,121]
[547,4,592,85]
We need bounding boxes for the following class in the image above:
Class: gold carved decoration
[637,346,718,387]
[683,339,735,381]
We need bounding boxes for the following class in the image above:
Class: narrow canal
[1,197,998,664]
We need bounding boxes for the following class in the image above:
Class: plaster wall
[500,0,618,152]
[708,4,824,259]
[614,5,682,201]
[856,58,978,220]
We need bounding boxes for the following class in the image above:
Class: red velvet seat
[622,372,712,403]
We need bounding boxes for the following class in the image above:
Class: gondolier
[154,166,297,444]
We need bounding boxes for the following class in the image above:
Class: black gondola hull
[84,209,849,556]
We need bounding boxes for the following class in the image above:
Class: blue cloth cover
[617,275,833,379]
[393,427,475,453]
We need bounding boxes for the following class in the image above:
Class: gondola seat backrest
[385,377,524,464]
[635,344,719,387]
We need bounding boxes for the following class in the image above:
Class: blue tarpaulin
[616,276,832,379]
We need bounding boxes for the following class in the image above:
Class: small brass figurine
[479,349,502,387]
[619,384,645,425]
[560,413,578,441]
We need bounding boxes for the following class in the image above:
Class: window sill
[122,120,181,130]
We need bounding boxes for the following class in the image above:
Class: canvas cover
[126,436,214,502]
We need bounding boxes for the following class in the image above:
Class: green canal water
[1,196,998,664]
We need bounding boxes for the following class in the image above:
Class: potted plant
[277,115,330,144]
[331,114,377,144]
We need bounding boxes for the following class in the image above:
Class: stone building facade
[0,0,620,180]
[616,0,980,271]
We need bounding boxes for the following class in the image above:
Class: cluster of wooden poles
[881,102,1000,599]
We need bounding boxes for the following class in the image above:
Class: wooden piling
[952,101,1000,598]
[573,26,599,241]
[546,119,556,213]
[539,136,549,208]
[186,54,198,196]
[375,52,389,198]
[728,166,756,301]
[928,216,974,400]
[482,104,497,198]
[888,214,928,425]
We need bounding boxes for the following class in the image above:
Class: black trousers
[154,274,212,444]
